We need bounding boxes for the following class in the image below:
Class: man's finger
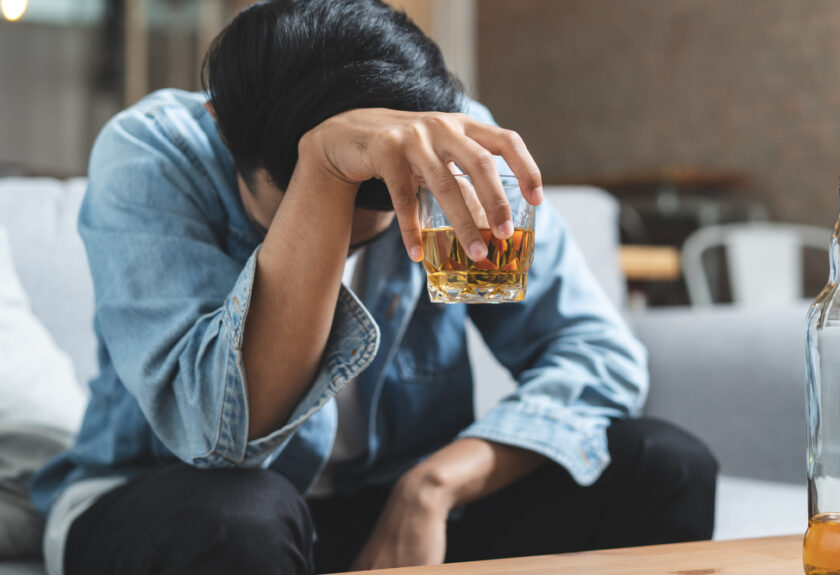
[381,161,424,261]
[436,136,512,239]
[407,144,488,262]
[463,122,543,206]
[449,163,488,229]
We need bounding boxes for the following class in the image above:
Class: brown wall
[385,0,434,36]
[478,0,840,226]
[231,0,435,32]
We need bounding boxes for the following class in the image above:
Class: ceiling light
[1,0,28,22]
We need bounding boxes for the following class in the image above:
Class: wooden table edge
[332,534,804,574]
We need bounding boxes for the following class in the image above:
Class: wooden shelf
[620,244,682,282]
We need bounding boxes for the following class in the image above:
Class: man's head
[202,0,464,215]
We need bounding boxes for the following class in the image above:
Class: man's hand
[351,472,450,570]
[351,438,546,570]
[301,108,543,262]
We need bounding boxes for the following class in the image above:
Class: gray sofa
[0,179,807,573]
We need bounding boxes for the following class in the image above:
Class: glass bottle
[805,211,840,574]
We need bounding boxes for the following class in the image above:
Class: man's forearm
[399,437,547,512]
[242,156,358,440]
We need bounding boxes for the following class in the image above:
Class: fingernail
[496,220,514,239]
[469,240,487,261]
[409,245,422,261]
[533,187,544,203]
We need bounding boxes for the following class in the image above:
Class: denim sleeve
[459,100,649,486]
[79,108,379,468]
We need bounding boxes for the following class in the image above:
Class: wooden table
[337,535,803,574]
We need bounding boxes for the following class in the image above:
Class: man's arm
[351,438,545,570]
[239,109,543,440]
[463,101,648,486]
[241,149,357,439]
[405,438,546,508]
[350,211,646,570]
[352,101,647,571]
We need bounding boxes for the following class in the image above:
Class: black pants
[65,418,718,575]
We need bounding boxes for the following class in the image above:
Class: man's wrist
[291,155,358,205]
[397,461,459,515]
[296,130,359,201]
[396,438,547,515]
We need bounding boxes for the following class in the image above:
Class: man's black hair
[201,0,464,210]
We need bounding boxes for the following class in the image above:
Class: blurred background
[2,0,839,307]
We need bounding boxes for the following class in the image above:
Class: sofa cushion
[0,225,87,558]
[714,475,805,540]
[0,178,97,387]
[544,186,624,308]
[630,302,809,484]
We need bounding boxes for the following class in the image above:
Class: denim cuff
[193,247,380,467]
[458,401,613,486]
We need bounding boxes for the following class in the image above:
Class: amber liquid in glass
[804,513,840,574]
[421,226,535,303]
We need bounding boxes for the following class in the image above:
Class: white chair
[682,222,831,307]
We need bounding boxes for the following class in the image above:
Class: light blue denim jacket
[32,89,648,514]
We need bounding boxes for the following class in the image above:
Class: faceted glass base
[426,272,527,304]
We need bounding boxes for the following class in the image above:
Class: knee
[152,469,314,574]
[611,418,719,540]
[635,419,719,489]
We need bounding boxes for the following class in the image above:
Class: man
[32,1,717,573]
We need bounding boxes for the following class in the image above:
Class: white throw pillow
[0,225,87,558]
